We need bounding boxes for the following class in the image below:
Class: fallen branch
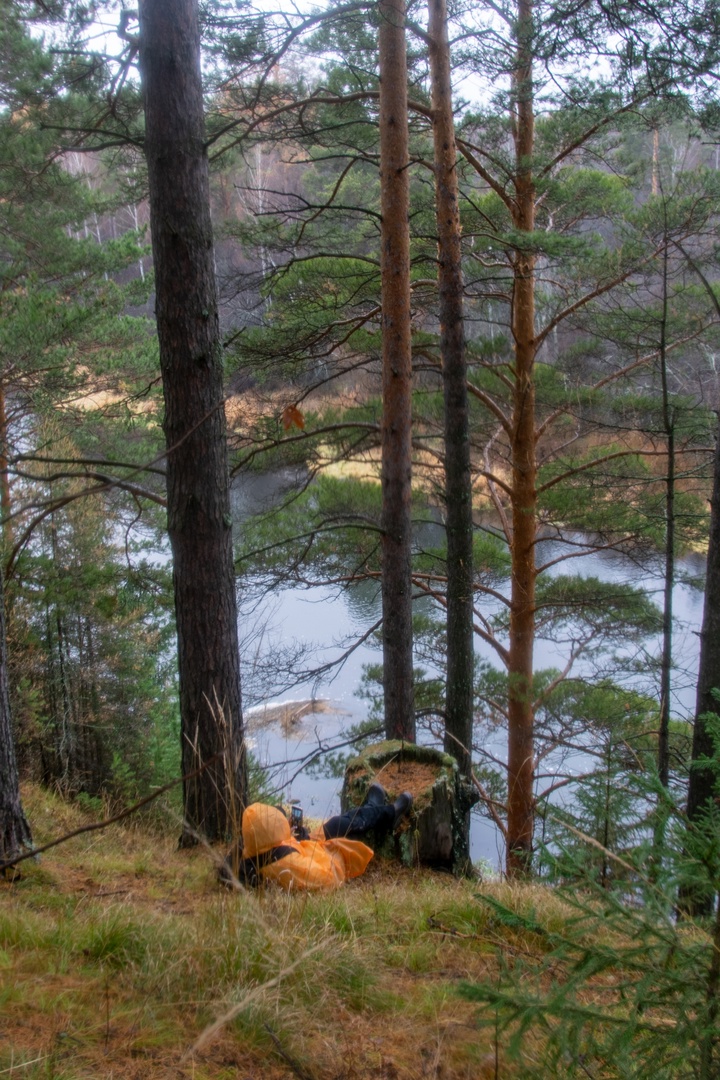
[0,754,222,873]
[184,944,324,1058]
[264,1024,318,1080]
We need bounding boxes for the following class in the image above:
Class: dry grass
[0,785,571,1080]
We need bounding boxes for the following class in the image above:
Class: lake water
[233,474,705,871]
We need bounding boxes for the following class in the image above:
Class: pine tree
[427,0,474,777]
[378,0,415,742]
[138,0,246,841]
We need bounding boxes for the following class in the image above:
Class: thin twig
[264,1024,318,1080]
[0,755,221,873]
[185,944,324,1058]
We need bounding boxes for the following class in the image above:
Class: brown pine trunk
[138,0,246,842]
[658,245,673,791]
[506,0,537,877]
[658,424,674,789]
[0,382,27,865]
[683,416,720,915]
[0,566,32,866]
[427,0,474,778]
[379,0,415,742]
[0,380,12,548]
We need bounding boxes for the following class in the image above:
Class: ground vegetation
[3,782,720,1077]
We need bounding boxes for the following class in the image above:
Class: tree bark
[0,565,32,866]
[658,244,673,791]
[378,0,415,742]
[427,0,474,780]
[684,415,720,914]
[0,380,12,548]
[506,0,537,877]
[138,0,246,842]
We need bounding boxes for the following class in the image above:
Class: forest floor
[1,785,571,1080]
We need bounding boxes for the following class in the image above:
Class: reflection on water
[534,533,704,717]
[234,474,706,870]
[245,703,352,823]
[345,578,382,623]
[231,465,309,523]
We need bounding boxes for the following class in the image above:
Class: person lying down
[220,783,413,891]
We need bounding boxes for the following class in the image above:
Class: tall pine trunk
[673,245,720,914]
[0,566,32,867]
[652,240,674,875]
[138,0,246,842]
[0,381,12,547]
[427,0,474,778]
[506,0,537,877]
[379,0,415,742]
[683,416,720,914]
[658,244,673,791]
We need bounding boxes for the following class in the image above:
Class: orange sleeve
[323,839,374,880]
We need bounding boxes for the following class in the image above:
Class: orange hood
[242,803,292,858]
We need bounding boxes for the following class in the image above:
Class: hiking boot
[392,792,413,828]
[364,782,387,807]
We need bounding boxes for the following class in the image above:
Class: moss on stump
[341,741,479,875]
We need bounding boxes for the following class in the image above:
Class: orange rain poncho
[239,802,374,891]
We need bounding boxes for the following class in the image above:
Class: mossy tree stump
[341,741,479,875]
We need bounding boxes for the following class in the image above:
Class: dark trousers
[322,803,395,841]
